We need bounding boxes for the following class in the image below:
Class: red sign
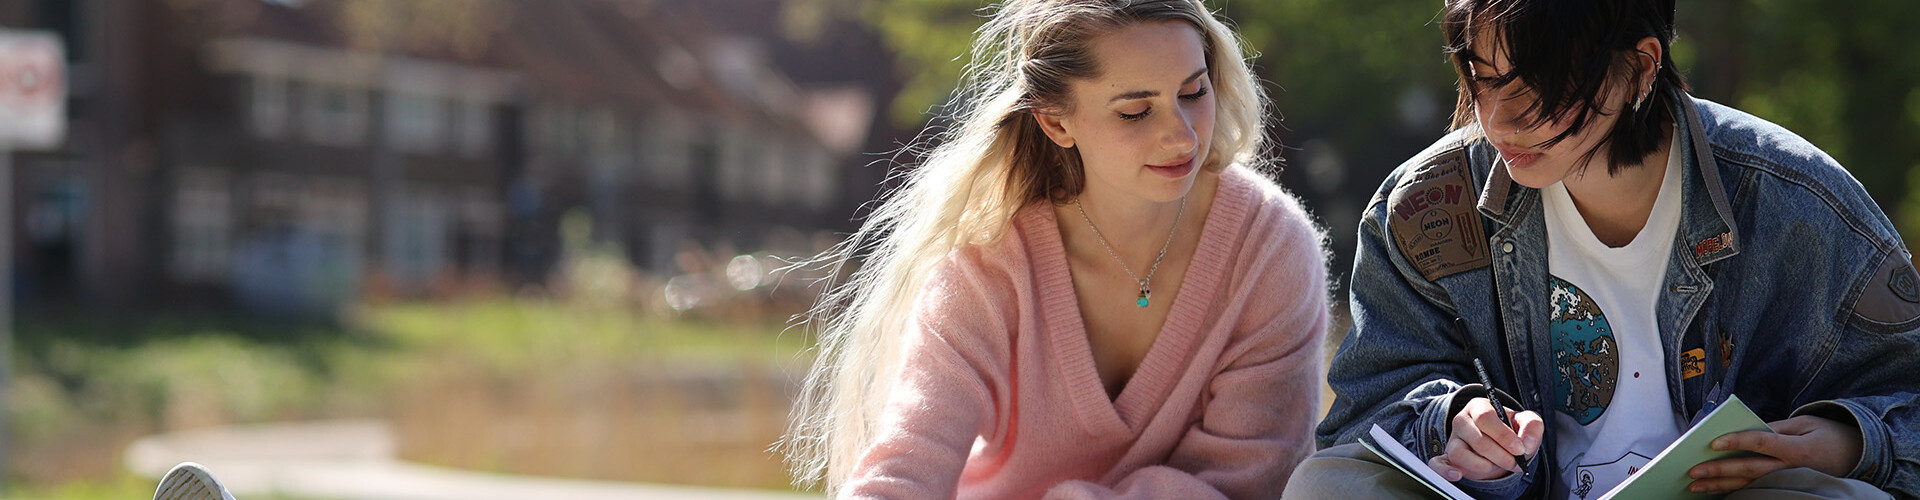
[0,30,65,149]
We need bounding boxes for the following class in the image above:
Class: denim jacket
[1318,92,1920,499]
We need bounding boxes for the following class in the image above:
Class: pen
[1456,317,1524,467]
[1473,358,1514,428]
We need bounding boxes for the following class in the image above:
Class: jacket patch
[1693,232,1732,259]
[1680,348,1706,380]
[1853,252,1920,326]
[1388,151,1489,281]
[1892,264,1920,303]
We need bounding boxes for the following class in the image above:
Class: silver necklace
[1074,196,1187,308]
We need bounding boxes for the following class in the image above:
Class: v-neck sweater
[843,166,1330,499]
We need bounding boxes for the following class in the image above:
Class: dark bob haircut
[1443,0,1687,176]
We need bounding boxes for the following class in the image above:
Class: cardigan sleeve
[841,260,1003,500]
[1045,191,1331,499]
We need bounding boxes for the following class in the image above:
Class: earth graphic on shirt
[1549,276,1618,425]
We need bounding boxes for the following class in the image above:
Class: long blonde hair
[781,0,1269,489]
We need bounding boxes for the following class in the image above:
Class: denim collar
[1471,91,1742,265]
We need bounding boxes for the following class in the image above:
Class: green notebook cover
[1594,394,1774,500]
[1360,395,1773,500]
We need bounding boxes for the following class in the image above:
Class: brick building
[1,0,898,313]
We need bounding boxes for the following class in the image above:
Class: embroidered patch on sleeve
[1853,252,1920,326]
[1387,151,1490,281]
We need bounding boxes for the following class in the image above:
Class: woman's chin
[1504,164,1565,190]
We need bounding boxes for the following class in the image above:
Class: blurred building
[0,0,896,313]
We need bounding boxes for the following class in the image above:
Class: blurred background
[0,0,1913,497]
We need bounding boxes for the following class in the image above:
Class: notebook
[1357,395,1773,500]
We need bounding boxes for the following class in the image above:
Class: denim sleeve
[1795,320,1920,498]
[1315,209,1537,499]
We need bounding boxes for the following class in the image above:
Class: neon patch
[1387,151,1488,281]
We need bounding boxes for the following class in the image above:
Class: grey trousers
[1281,443,1891,499]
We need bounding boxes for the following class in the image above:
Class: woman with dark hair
[1289,0,1918,498]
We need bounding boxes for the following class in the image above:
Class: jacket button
[1501,241,1514,253]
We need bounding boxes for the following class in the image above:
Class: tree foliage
[815,0,1920,255]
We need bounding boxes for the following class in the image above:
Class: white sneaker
[153,462,239,500]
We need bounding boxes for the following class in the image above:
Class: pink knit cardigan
[843,166,1330,499]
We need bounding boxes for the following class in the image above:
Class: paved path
[124,419,820,500]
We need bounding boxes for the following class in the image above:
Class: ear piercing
[1633,64,1661,113]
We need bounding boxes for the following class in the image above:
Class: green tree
[1678,0,1920,253]
[781,0,994,125]
[817,0,1920,256]
[814,0,1460,144]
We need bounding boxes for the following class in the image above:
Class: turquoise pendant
[1136,297,1149,308]
[1136,285,1151,308]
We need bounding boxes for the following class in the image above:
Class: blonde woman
[783,1,1328,498]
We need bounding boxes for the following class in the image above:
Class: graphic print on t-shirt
[1569,451,1652,499]
[1550,276,1618,425]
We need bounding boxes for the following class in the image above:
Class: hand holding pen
[1427,318,1547,482]
[1473,356,1524,465]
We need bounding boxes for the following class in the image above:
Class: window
[249,76,290,139]
[644,110,692,188]
[459,187,502,275]
[170,168,233,282]
[457,100,492,158]
[538,101,580,158]
[585,107,631,186]
[249,171,299,215]
[386,92,446,153]
[717,124,753,202]
[303,177,368,249]
[801,145,837,211]
[757,135,789,205]
[383,187,449,289]
[37,0,84,63]
[300,177,369,298]
[301,83,369,147]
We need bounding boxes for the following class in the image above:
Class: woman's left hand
[1685,415,1863,494]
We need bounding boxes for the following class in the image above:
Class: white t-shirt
[1542,137,1686,500]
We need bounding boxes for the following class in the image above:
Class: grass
[359,297,812,490]
[5,473,155,500]
[6,296,813,497]
[3,472,305,500]
[356,297,811,371]
[8,308,378,492]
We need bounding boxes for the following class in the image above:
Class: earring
[1634,65,1661,113]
